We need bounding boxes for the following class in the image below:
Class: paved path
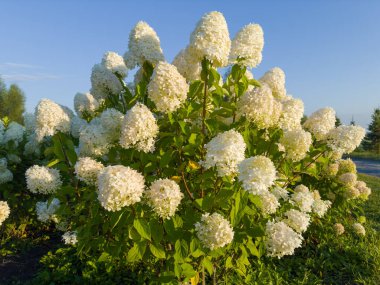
[351,158,380,177]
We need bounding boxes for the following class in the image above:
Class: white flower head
[312,199,332,218]
[327,125,366,154]
[74,92,99,118]
[303,107,336,141]
[265,221,303,258]
[290,185,314,212]
[3,122,25,146]
[148,61,189,113]
[119,103,159,153]
[237,84,282,129]
[102,51,128,77]
[203,129,246,177]
[259,192,280,215]
[90,63,123,100]
[279,96,304,131]
[75,157,104,186]
[189,11,231,67]
[99,108,124,141]
[280,129,312,161]
[172,46,201,82]
[62,231,78,245]
[229,23,264,68]
[124,21,164,69]
[284,209,310,233]
[70,116,87,139]
[78,119,111,157]
[0,201,10,226]
[352,223,365,236]
[97,165,145,211]
[259,67,286,99]
[36,198,60,223]
[271,186,289,201]
[195,212,234,250]
[35,99,72,142]
[356,181,372,200]
[26,166,62,194]
[0,169,12,185]
[334,223,345,235]
[238,155,276,195]
[145,179,184,219]
[338,172,357,187]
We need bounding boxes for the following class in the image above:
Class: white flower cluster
[26,165,62,194]
[259,67,287,99]
[278,96,304,130]
[352,223,365,236]
[265,221,303,258]
[74,157,104,186]
[70,116,86,139]
[327,125,366,154]
[62,231,78,245]
[119,103,159,153]
[124,21,164,69]
[0,158,13,185]
[356,181,372,200]
[203,129,246,177]
[290,185,315,212]
[78,118,111,157]
[0,201,10,226]
[237,84,282,129]
[99,108,124,141]
[334,223,345,235]
[74,92,99,118]
[36,198,60,223]
[338,173,357,187]
[90,62,124,101]
[97,166,145,211]
[259,192,280,215]
[189,11,231,67]
[229,23,264,68]
[145,179,184,219]
[303,107,336,141]
[284,209,310,233]
[102,51,128,77]
[312,199,332,217]
[195,212,234,250]
[238,155,276,195]
[271,186,289,201]
[337,158,357,175]
[172,47,201,82]
[280,129,312,161]
[3,122,25,146]
[35,99,72,142]
[147,61,189,113]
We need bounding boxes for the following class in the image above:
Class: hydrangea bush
[2,11,371,283]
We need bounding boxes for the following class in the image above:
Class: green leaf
[202,257,214,275]
[181,263,197,278]
[149,243,166,259]
[46,158,60,168]
[98,252,110,262]
[133,219,151,241]
[126,242,146,263]
[174,239,188,261]
[151,220,164,242]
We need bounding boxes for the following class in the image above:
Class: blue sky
[0,0,379,128]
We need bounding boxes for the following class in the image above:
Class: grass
[360,173,380,231]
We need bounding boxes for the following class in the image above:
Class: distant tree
[0,77,26,123]
[363,108,380,154]
[335,116,342,127]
